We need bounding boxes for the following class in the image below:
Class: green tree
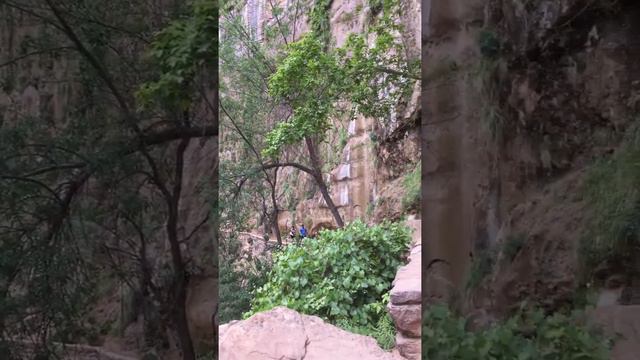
[0,0,217,358]
[220,0,418,232]
[262,0,419,227]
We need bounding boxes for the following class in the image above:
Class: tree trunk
[165,138,195,360]
[305,137,344,227]
[270,168,282,244]
[172,278,195,360]
[167,206,196,359]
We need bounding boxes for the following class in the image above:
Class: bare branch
[0,47,74,69]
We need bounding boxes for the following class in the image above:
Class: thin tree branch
[0,47,74,68]
[20,163,86,178]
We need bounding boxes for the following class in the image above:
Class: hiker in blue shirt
[299,224,308,239]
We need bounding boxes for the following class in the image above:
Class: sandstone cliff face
[236,0,421,238]
[424,0,640,303]
[424,0,640,356]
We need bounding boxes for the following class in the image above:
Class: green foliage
[466,247,497,291]
[366,199,377,218]
[246,221,410,327]
[368,0,385,15]
[338,127,349,150]
[218,259,253,324]
[401,162,421,211]
[422,305,611,360]
[262,0,417,158]
[218,245,270,324]
[137,0,218,110]
[581,125,640,281]
[336,295,395,349]
[309,0,333,45]
[1,0,217,354]
[263,34,339,157]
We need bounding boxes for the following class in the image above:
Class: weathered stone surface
[219,307,403,360]
[390,244,422,305]
[186,275,217,352]
[388,218,421,357]
[388,304,421,338]
[395,332,421,360]
[335,163,351,181]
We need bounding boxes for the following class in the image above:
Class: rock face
[387,217,421,359]
[219,307,403,360]
[424,0,640,324]
[249,0,422,236]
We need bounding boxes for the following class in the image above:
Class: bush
[422,305,611,360]
[336,296,396,350]
[246,220,411,327]
[218,259,252,324]
[219,231,272,324]
[219,254,273,324]
[401,163,421,212]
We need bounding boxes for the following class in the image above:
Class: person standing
[299,224,308,239]
[289,224,297,242]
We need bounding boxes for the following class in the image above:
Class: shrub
[401,163,421,212]
[218,258,252,324]
[422,305,611,360]
[218,255,272,324]
[336,296,396,350]
[246,220,411,327]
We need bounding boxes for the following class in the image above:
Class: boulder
[219,307,403,360]
[390,245,422,305]
[387,304,421,338]
[395,332,421,360]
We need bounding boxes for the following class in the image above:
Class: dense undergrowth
[422,305,611,360]
[218,252,271,324]
[245,220,411,348]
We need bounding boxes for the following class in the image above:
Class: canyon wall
[0,3,216,357]
[236,0,421,237]
[423,2,640,350]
